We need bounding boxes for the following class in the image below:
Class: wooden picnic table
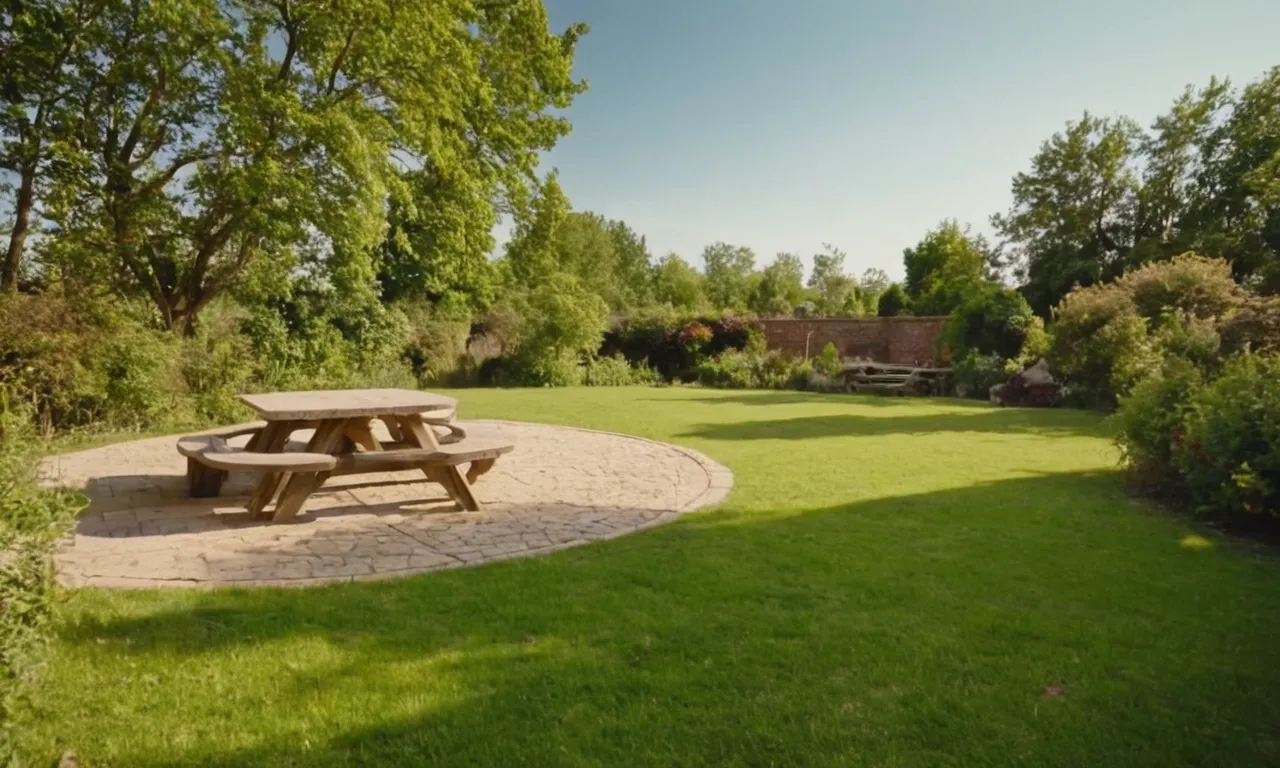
[177,388,513,523]
[240,388,466,523]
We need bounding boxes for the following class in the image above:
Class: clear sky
[530,0,1280,281]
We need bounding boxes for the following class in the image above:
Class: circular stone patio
[40,420,733,588]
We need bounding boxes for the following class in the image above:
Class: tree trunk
[2,164,36,292]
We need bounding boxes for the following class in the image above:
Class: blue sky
[529,0,1280,281]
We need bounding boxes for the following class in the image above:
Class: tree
[607,219,655,309]
[701,242,756,311]
[1174,68,1280,293]
[992,113,1143,316]
[653,253,706,310]
[807,243,857,315]
[860,268,890,296]
[854,267,891,315]
[538,211,654,312]
[377,166,498,310]
[877,283,909,316]
[750,252,806,316]
[30,0,588,332]
[1,0,103,291]
[944,286,1042,361]
[504,172,571,286]
[902,220,993,315]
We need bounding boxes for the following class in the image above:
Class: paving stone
[42,419,733,587]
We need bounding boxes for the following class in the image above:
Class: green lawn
[20,389,1280,766]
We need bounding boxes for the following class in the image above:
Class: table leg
[269,418,349,524]
[246,420,295,517]
[344,418,382,452]
[399,413,480,511]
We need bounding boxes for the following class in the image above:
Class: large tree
[14,0,587,331]
[377,165,498,310]
[701,241,756,311]
[1175,68,1280,293]
[1,0,107,291]
[992,113,1142,316]
[902,220,993,316]
[808,243,858,316]
[652,252,706,310]
[750,252,805,316]
[533,210,654,312]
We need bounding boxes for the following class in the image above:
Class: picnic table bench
[841,362,952,396]
[176,389,513,523]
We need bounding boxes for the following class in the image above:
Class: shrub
[582,354,653,386]
[814,342,842,377]
[401,302,472,386]
[695,350,757,389]
[694,350,812,391]
[1048,253,1246,408]
[599,311,763,381]
[1220,295,1280,356]
[1048,282,1156,407]
[944,287,1042,361]
[1113,360,1205,490]
[876,284,910,317]
[1122,253,1243,322]
[0,400,83,758]
[1173,354,1280,521]
[179,302,258,424]
[0,294,187,432]
[951,351,1017,399]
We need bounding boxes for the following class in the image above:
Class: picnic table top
[239,388,457,421]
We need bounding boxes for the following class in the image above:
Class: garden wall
[757,317,948,364]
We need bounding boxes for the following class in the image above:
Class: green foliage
[1048,254,1244,406]
[537,212,656,312]
[944,286,1042,361]
[516,274,610,362]
[8,0,587,330]
[701,242,757,312]
[807,244,859,316]
[749,253,806,317]
[503,173,572,288]
[815,342,843,377]
[401,302,473,387]
[1221,296,1280,356]
[377,168,498,311]
[951,351,1018,400]
[652,254,708,310]
[996,67,1280,314]
[1173,355,1280,520]
[582,355,656,387]
[1113,360,1205,490]
[902,220,993,316]
[876,283,910,317]
[993,113,1144,315]
[0,401,82,759]
[599,312,762,382]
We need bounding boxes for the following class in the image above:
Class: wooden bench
[178,428,339,498]
[331,441,514,511]
[177,422,267,497]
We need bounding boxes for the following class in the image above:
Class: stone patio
[40,420,733,588]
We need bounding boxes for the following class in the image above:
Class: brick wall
[757,317,947,365]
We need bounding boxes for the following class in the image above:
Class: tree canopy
[3,0,588,333]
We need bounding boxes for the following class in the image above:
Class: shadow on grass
[679,408,1107,441]
[41,470,1280,767]
[645,390,1001,409]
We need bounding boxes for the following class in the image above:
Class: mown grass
[18,388,1280,766]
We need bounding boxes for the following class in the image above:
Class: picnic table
[176,388,513,523]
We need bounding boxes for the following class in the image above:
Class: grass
[18,388,1280,766]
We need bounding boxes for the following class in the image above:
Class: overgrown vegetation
[0,401,82,760]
